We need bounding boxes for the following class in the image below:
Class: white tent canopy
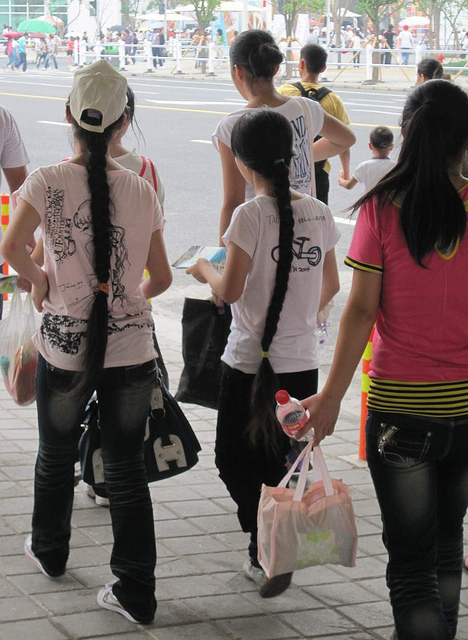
[136,11,194,22]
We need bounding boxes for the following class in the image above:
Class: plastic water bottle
[275,390,312,441]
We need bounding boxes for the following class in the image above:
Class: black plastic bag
[175,298,231,410]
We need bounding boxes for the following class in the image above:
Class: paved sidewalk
[0,304,467,640]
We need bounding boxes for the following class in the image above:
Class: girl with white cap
[1,60,172,624]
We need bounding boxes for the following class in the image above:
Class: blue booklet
[172,245,226,272]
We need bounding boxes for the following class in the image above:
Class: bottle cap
[275,390,290,405]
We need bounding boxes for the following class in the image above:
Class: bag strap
[291,81,309,97]
[312,445,334,496]
[278,439,313,492]
[293,440,313,502]
[297,97,317,197]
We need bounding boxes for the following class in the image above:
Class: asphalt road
[0,70,407,354]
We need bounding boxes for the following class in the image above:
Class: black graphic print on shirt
[45,187,76,265]
[271,236,322,270]
[41,313,86,355]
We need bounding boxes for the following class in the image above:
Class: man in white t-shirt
[339,125,395,193]
[397,25,413,65]
[0,105,29,318]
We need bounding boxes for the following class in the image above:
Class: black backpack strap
[291,82,333,103]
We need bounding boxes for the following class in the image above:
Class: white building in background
[67,0,122,38]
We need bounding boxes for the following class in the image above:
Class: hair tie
[98,283,109,294]
[274,158,285,165]
[261,351,269,358]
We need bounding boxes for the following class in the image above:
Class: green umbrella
[17,19,56,34]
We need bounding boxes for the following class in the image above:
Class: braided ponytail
[231,110,295,453]
[70,110,125,396]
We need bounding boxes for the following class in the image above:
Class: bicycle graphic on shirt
[271,236,322,267]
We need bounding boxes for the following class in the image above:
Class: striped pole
[359,326,375,461]
[1,194,9,301]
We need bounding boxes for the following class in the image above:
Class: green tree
[178,0,222,30]
[273,0,325,39]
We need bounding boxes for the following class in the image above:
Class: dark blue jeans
[216,364,318,564]
[366,410,468,640]
[33,354,157,622]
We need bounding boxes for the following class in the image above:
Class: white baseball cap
[69,60,127,133]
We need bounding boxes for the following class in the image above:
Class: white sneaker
[86,484,110,508]
[97,582,153,624]
[243,559,266,586]
[24,534,65,578]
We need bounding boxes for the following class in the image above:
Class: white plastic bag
[258,442,358,578]
[0,287,39,405]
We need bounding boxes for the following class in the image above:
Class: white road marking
[191,139,212,144]
[349,109,403,116]
[146,99,243,106]
[38,120,70,126]
[334,215,356,226]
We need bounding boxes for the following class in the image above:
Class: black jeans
[366,410,468,640]
[215,364,318,563]
[33,354,157,621]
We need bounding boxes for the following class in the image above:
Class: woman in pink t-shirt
[298,80,468,640]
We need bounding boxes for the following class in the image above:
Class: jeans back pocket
[377,422,433,468]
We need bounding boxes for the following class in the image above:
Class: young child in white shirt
[339,126,395,193]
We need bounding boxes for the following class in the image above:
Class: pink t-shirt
[15,162,164,371]
[346,185,468,383]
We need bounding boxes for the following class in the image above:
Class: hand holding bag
[258,442,358,578]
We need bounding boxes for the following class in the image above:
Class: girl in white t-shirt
[213,29,355,243]
[188,109,340,598]
[1,61,172,625]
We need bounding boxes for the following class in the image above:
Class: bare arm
[0,198,47,310]
[339,171,358,190]
[186,241,251,305]
[313,112,356,163]
[318,248,339,313]
[299,269,381,444]
[218,141,246,245]
[3,165,27,193]
[339,149,351,180]
[140,228,173,299]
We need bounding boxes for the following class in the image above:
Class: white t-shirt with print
[0,105,30,261]
[222,193,340,374]
[398,30,413,48]
[113,149,165,210]
[212,98,325,200]
[353,157,395,192]
[14,162,164,371]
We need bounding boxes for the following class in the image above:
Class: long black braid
[231,110,295,452]
[69,108,124,396]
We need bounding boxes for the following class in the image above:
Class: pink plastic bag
[0,287,38,406]
[258,442,358,578]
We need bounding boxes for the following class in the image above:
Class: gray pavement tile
[66,545,111,569]
[356,519,382,537]
[0,577,22,598]
[332,557,387,581]
[149,486,201,502]
[161,534,229,556]
[9,572,84,594]
[211,498,237,514]
[338,601,394,628]
[190,483,231,499]
[153,504,185,521]
[0,496,33,515]
[218,615,298,639]
[1,465,34,481]
[146,621,231,640]
[186,551,248,574]
[0,451,36,465]
[456,615,468,639]
[0,482,32,499]
[373,627,396,639]
[212,531,250,552]
[83,525,114,546]
[158,574,233,599]
[85,635,154,640]
[55,610,136,637]
[176,592,262,620]
[280,608,359,637]
[0,515,21,535]
[71,509,112,527]
[167,500,228,518]
[156,519,205,538]
[155,557,202,579]
[0,441,23,452]
[146,600,205,628]
[14,440,38,452]
[0,553,35,575]
[188,514,241,535]
[67,566,113,588]
[0,595,46,621]
[304,581,381,606]
[31,589,101,616]
[250,589,324,613]
[353,578,390,601]
[0,534,25,556]
[288,566,344,587]
[0,618,67,640]
[352,499,382,518]
[1,429,38,440]
[0,418,36,430]
[357,535,386,557]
